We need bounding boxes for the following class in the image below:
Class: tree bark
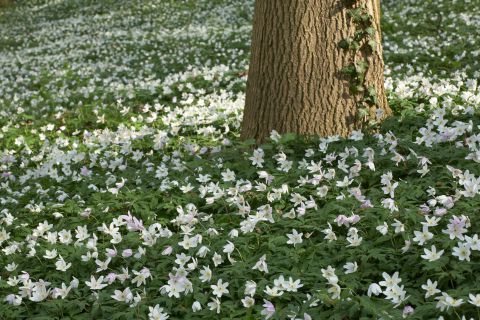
[241,0,391,142]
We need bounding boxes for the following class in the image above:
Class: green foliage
[1,0,480,319]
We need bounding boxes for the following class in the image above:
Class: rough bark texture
[241,0,391,142]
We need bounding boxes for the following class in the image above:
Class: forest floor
[1,0,480,319]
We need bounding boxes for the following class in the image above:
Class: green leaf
[339,38,351,49]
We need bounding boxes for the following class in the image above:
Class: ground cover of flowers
[1,0,480,319]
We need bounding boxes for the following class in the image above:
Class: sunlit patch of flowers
[1,0,480,319]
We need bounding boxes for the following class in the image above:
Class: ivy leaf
[365,27,376,36]
[339,38,352,49]
[358,108,370,118]
[355,61,368,75]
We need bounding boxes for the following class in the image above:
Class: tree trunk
[241,0,391,142]
[0,0,12,7]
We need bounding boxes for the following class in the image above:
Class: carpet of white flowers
[1,0,480,319]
